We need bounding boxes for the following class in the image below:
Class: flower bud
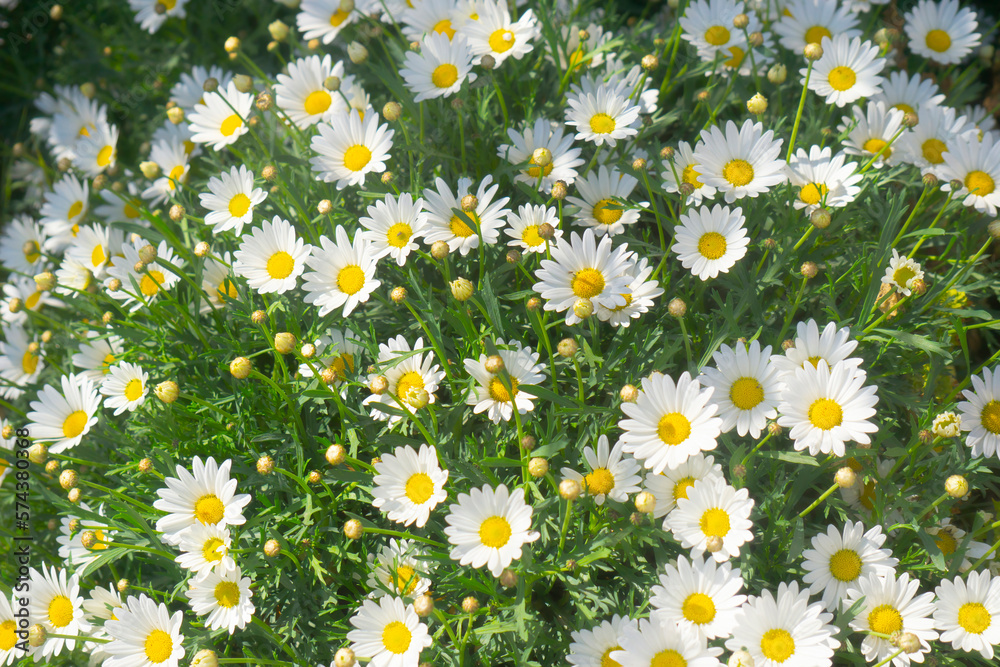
[255,455,274,475]
[551,180,568,200]
[348,42,368,64]
[746,92,767,115]
[46,460,59,474]
[484,355,504,374]
[896,632,921,654]
[668,297,687,318]
[28,443,47,464]
[810,208,832,229]
[945,474,969,499]
[520,435,536,451]
[526,296,542,312]
[230,357,252,379]
[166,106,185,124]
[835,466,856,488]
[380,101,403,123]
[641,54,659,71]
[462,597,479,614]
[733,13,749,29]
[573,298,594,319]
[264,539,280,557]
[251,310,266,324]
[557,338,578,357]
[307,470,321,484]
[767,63,787,84]
[635,491,656,514]
[224,37,240,53]
[560,478,582,500]
[450,277,474,301]
[138,458,153,473]
[728,650,755,667]
[505,249,522,264]
[460,194,478,212]
[414,594,434,616]
[369,375,389,395]
[430,240,449,259]
[139,161,161,179]
[59,469,78,490]
[190,650,219,667]
[68,487,81,503]
[268,19,290,41]
[531,147,553,168]
[804,43,823,60]
[155,380,179,403]
[406,387,430,409]
[256,92,273,111]
[903,112,919,128]
[748,32,763,47]
[33,271,56,292]
[705,535,724,553]
[620,384,639,402]
[988,220,1000,239]
[499,569,518,588]
[335,648,356,667]
[326,444,346,466]
[390,286,407,303]
[800,261,818,279]
[528,457,548,477]
[28,625,46,648]
[274,332,296,354]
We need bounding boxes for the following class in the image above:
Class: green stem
[798,482,839,519]
[786,60,813,162]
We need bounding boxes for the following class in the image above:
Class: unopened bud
[264,539,280,557]
[308,470,321,484]
[705,535,724,552]
[390,286,407,303]
[33,272,56,292]
[635,491,656,514]
[526,296,542,312]
[896,632,921,654]
[326,444,346,466]
[59,469,78,490]
[505,249,521,263]
[484,355,504,374]
[139,161,161,179]
[573,298,593,319]
[344,519,363,539]
[945,474,968,499]
[155,380,179,403]
[193,242,210,258]
[450,277,474,301]
[369,375,388,395]
[257,455,275,475]
[102,311,114,324]
[413,594,434,616]
[274,332,296,354]
[256,92,273,111]
[903,112,919,128]
[733,13,749,29]
[191,649,219,667]
[461,194,478,212]
[835,466,857,488]
[46,460,59,474]
[230,357,252,379]
[462,597,479,614]
[560,478,581,500]
[800,261,818,279]
[620,384,639,402]
[987,219,1000,239]
[430,240,449,259]
[810,208,832,229]
[224,37,240,53]
[520,435,536,451]
[557,338,578,357]
[950,178,964,191]
[531,147,553,168]
[28,625,46,647]
[28,443,47,464]
[269,19,290,41]
[68,487,81,503]
[728,649,755,667]
[334,648,356,667]
[347,42,368,64]
[767,63,787,84]
[748,31,763,47]
[499,569,518,588]
[324,76,341,92]
[668,297,687,317]
[804,43,823,60]
[551,180,568,200]
[747,92,767,115]
[641,54,659,71]
[203,77,219,93]
[528,457,548,477]
[139,244,158,265]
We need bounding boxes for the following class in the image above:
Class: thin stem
[798,482,839,519]
[786,60,813,162]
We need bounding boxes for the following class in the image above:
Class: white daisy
[560,434,642,505]
[785,145,863,214]
[806,35,885,108]
[774,0,861,55]
[872,70,946,118]
[839,101,906,169]
[444,483,540,577]
[777,360,879,457]
[99,361,149,416]
[274,54,350,129]
[2,275,60,326]
[898,103,976,174]
[200,252,239,312]
[347,596,432,667]
[359,193,429,266]
[0,323,44,400]
[104,238,183,311]
[47,90,108,162]
[933,570,1000,660]
[362,336,445,424]
[65,223,125,281]
[644,453,726,518]
[170,65,233,113]
[153,456,251,545]
[400,0,463,42]
[0,216,47,276]
[188,81,252,151]
[297,329,362,386]
[770,319,863,378]
[610,613,723,667]
[699,340,782,439]
[504,203,561,254]
[372,444,449,528]
[234,216,312,295]
[311,108,394,189]
[594,257,664,328]
[726,580,841,667]
[83,583,123,625]
[175,523,236,575]
[399,32,477,102]
[422,175,510,256]
[958,365,1000,459]
[664,477,755,562]
[128,0,188,33]
[463,0,539,66]
[680,0,755,59]
[566,166,643,238]
[27,566,90,660]
[297,0,359,45]
[567,615,636,667]
[926,520,992,572]
[74,122,119,177]
[548,21,612,74]
[366,539,433,599]
[0,594,20,666]
[938,129,1000,216]
[40,173,89,252]
[801,521,899,611]
[904,0,981,65]
[845,571,939,667]
[662,140,718,205]
[188,564,254,634]
[671,203,750,281]
[26,373,100,454]
[103,594,185,667]
[302,225,381,317]
[72,330,125,383]
[497,118,585,191]
[142,137,191,205]
[56,502,115,569]
[650,554,746,641]
[464,339,546,423]
[694,119,787,202]
[199,165,267,236]
[565,83,640,147]
[881,249,924,296]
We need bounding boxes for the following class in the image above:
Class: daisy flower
[72,330,125,383]
[933,570,1000,659]
[302,225,380,317]
[444,483,540,577]
[532,229,634,325]
[400,0,463,41]
[175,523,236,575]
[560,434,642,505]
[40,173,89,252]
[367,539,433,598]
[200,252,239,312]
[2,275,60,326]
[297,0,359,44]
[726,581,840,667]
[504,203,562,254]
[170,65,233,112]
[904,0,981,65]
[806,35,884,107]
[958,365,1000,459]
[422,175,510,256]
[199,165,267,236]
[27,566,90,660]
[49,92,107,162]
[594,257,663,327]
[619,371,722,473]
[399,33,477,102]
[872,70,946,118]
[0,595,19,666]
[932,410,962,438]
[0,216,47,276]
[548,21,612,73]
[99,361,149,416]
[610,614,723,667]
[188,565,254,634]
[680,0,755,59]
[846,572,938,667]
[128,0,188,33]
[644,453,726,519]
[274,54,350,129]
[362,336,445,424]
[463,0,539,66]
[83,583,123,626]
[56,502,115,568]
[0,421,14,487]
[567,615,636,667]
[938,129,1000,216]
[802,521,899,611]
[881,249,924,296]
[298,329,362,386]
[103,594,185,667]
[74,122,118,177]
[234,216,312,295]
[372,444,449,528]
[650,554,746,641]
[770,319,863,378]
[785,145,863,214]
[359,192,429,266]
[27,373,100,454]
[694,119,786,202]
[0,323,44,400]
[774,0,860,55]
[898,103,976,174]
[566,166,643,237]
[104,238,183,311]
[699,340,782,438]
[65,223,124,281]
[347,596,432,667]
[839,101,906,169]
[926,520,992,572]
[777,360,879,456]
[662,140,718,205]
[142,137,191,205]
[565,83,640,147]
[671,203,750,281]
[665,478,755,562]
[188,81,252,151]
[497,118,584,191]
[153,456,251,545]
[311,108,394,189]
[464,339,546,423]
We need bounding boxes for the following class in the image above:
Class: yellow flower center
[22,350,39,375]
[981,400,1000,434]
[433,18,455,38]
[141,270,166,297]
[479,515,512,548]
[589,112,616,134]
[808,398,843,430]
[168,164,186,190]
[674,477,695,501]
[144,629,173,663]
[893,102,916,115]
[48,595,74,628]
[124,202,140,218]
[330,353,355,380]
[925,29,952,53]
[124,378,144,402]
[97,145,115,167]
[488,376,519,403]
[965,170,996,196]
[395,371,426,404]
[337,265,366,295]
[700,507,730,538]
[382,620,412,654]
[935,531,957,555]
[228,193,251,217]
[343,144,372,172]
[103,353,116,372]
[521,225,543,247]
[697,231,728,260]
[304,90,332,116]
[828,66,857,92]
[724,45,745,68]
[68,200,84,220]
[593,198,623,226]
[62,410,88,439]
[386,222,412,248]
[804,26,831,45]
[704,25,730,46]
[25,290,42,310]
[729,377,764,410]
[571,268,606,298]
[214,581,241,608]
[828,548,862,581]
[722,159,754,187]
[79,125,91,137]
[220,114,243,137]
[892,265,917,287]
[87,528,109,551]
[799,182,829,205]
[760,628,795,662]
[868,604,903,635]
[195,494,225,525]
[600,646,622,667]
[681,163,703,189]
[217,278,238,301]
[584,467,615,496]
[330,10,350,26]
[682,592,716,625]
[0,620,17,651]
[266,251,295,280]
[159,0,177,9]
[657,412,692,445]
[405,472,435,504]
[431,63,459,88]
[526,156,554,178]
[957,602,992,634]
[650,649,686,667]
[202,536,226,562]
[23,239,41,264]
[863,138,890,158]
[394,565,420,595]
[921,138,947,164]
[449,212,478,238]
[91,243,107,268]
[489,28,515,53]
